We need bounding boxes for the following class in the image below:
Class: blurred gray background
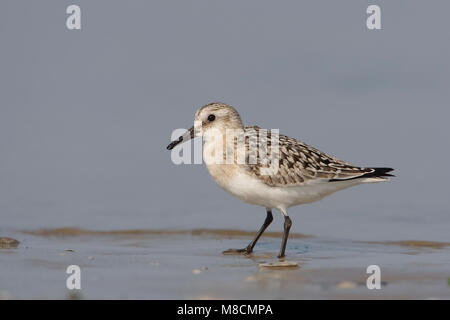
[1,0,449,241]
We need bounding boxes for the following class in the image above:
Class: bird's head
[167,102,243,150]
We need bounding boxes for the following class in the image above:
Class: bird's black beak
[167,126,195,150]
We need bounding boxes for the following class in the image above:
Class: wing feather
[241,126,375,187]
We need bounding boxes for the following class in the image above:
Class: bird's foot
[222,247,252,255]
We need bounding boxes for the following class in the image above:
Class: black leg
[278,215,292,259]
[223,208,273,255]
[247,208,273,253]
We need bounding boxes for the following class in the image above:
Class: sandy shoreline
[1,228,449,299]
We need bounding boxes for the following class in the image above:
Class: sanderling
[167,102,394,258]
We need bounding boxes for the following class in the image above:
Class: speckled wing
[241,126,378,187]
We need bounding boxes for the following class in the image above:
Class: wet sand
[1,228,449,299]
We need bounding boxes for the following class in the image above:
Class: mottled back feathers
[240,126,388,187]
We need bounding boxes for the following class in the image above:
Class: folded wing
[241,126,393,187]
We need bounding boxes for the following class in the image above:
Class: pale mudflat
[1,227,449,299]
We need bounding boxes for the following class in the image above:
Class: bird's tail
[329,167,395,183]
[361,167,395,179]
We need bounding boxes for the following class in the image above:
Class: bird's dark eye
[208,114,216,122]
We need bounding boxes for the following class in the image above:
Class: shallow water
[1,228,449,299]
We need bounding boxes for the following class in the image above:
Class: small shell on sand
[192,266,208,274]
[258,261,299,269]
[336,281,358,289]
[0,237,20,249]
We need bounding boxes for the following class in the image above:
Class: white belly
[205,162,360,212]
